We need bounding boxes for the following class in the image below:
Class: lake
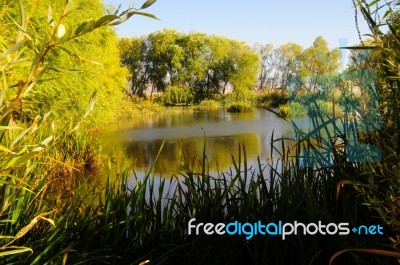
[101,108,304,178]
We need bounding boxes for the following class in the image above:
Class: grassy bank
[1,136,396,264]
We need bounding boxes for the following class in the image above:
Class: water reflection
[101,108,294,177]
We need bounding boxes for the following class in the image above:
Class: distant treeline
[119,29,260,102]
[119,30,341,102]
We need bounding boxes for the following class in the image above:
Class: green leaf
[0,126,22,132]
[60,24,73,43]
[79,19,96,35]
[114,4,122,15]
[381,9,392,21]
[14,151,37,166]
[47,5,54,28]
[0,247,33,257]
[24,66,47,96]
[357,0,378,30]
[40,135,53,146]
[30,36,48,73]
[368,0,380,7]
[141,0,157,9]
[33,136,54,152]
[57,46,72,55]
[0,39,27,61]
[10,128,30,149]
[74,22,88,35]
[69,124,80,133]
[93,15,120,29]
[65,0,74,14]
[18,0,25,29]
[73,53,101,65]
[0,145,15,154]
[111,10,158,25]
[47,67,60,73]
[135,11,159,20]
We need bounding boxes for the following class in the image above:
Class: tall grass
[1,136,393,264]
[1,89,394,264]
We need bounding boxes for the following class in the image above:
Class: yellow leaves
[73,53,101,65]
[0,211,55,257]
[14,211,55,241]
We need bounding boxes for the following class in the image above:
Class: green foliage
[307,100,336,117]
[119,30,260,102]
[254,37,341,92]
[7,138,385,265]
[118,37,148,96]
[0,0,131,125]
[255,89,288,107]
[274,42,303,88]
[299,36,341,91]
[254,43,274,89]
[226,101,253,113]
[197,99,221,109]
[279,94,345,118]
[279,101,305,118]
[161,85,193,106]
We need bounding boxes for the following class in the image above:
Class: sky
[103,0,371,49]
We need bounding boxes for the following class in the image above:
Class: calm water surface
[101,108,302,177]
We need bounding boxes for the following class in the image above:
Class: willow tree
[228,39,260,94]
[299,36,341,91]
[119,30,260,102]
[0,0,129,124]
[254,43,274,90]
[119,37,149,97]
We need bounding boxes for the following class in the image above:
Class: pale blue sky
[104,0,370,49]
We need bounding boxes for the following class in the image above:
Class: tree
[276,43,303,89]
[146,29,184,92]
[229,40,260,94]
[254,43,274,90]
[0,0,130,124]
[119,37,149,97]
[299,36,340,91]
[120,31,260,102]
[178,32,208,88]
[204,35,233,97]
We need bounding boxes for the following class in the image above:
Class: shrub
[162,85,193,106]
[256,89,288,107]
[197,99,221,109]
[279,101,307,118]
[227,100,253,112]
